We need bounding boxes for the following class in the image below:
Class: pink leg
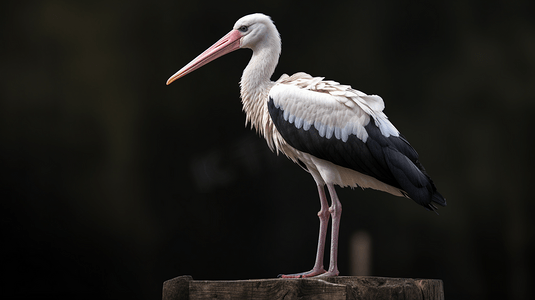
[280,184,329,278]
[317,184,342,277]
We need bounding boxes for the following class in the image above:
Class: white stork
[166,13,446,278]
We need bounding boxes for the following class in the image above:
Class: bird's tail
[426,191,447,213]
[412,160,446,212]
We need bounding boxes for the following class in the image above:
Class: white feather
[283,109,290,121]
[303,120,312,131]
[288,113,296,124]
[294,116,304,129]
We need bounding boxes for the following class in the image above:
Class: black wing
[268,97,446,210]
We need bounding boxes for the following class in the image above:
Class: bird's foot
[277,268,327,278]
[314,269,339,278]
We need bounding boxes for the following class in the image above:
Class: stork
[166,13,446,278]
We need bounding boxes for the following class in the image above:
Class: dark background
[2,0,534,299]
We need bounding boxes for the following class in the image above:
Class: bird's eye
[238,25,248,32]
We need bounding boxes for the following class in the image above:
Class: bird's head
[233,13,280,51]
[166,13,280,85]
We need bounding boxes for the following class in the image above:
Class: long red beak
[166,30,243,85]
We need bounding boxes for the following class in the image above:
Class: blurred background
[2,0,534,299]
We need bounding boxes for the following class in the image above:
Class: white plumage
[270,73,399,143]
[166,13,445,278]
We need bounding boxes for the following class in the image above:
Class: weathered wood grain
[162,275,444,300]
[325,276,444,300]
[162,275,193,300]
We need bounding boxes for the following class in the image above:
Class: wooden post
[162,275,444,300]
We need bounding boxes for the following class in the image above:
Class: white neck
[240,48,278,98]
[239,34,281,132]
